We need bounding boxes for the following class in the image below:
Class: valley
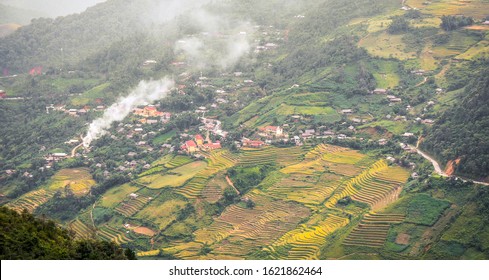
[1,0,489,260]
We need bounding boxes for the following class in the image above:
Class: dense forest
[422,61,489,180]
[0,206,135,259]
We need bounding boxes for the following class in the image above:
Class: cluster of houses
[200,117,228,138]
[133,105,172,124]
[46,104,106,116]
[181,134,222,154]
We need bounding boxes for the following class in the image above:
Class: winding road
[409,144,489,186]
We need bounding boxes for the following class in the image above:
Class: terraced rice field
[7,189,56,213]
[114,193,153,216]
[48,168,96,196]
[325,160,391,208]
[164,155,193,169]
[239,147,279,166]
[201,174,228,203]
[70,219,94,239]
[267,176,337,206]
[343,213,405,248]
[97,225,134,244]
[351,165,410,210]
[176,150,238,199]
[192,191,311,258]
[139,161,208,189]
[267,214,349,260]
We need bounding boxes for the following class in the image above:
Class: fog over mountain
[0,0,106,18]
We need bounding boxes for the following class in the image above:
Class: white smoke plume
[82,78,174,147]
[175,9,252,70]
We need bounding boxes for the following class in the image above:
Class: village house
[0,90,6,98]
[259,126,284,137]
[341,109,353,115]
[378,139,388,146]
[202,142,222,151]
[242,139,266,148]
[195,134,204,146]
[143,59,157,66]
[373,88,388,94]
[182,140,198,153]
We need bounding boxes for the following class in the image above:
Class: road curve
[409,145,489,186]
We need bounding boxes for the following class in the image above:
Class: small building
[129,193,139,199]
[242,139,265,148]
[202,142,222,150]
[195,134,204,146]
[402,132,415,137]
[378,139,388,146]
[341,109,353,115]
[259,126,284,137]
[0,90,6,98]
[183,140,198,153]
[373,88,387,94]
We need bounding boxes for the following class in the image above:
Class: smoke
[175,9,252,70]
[82,78,174,147]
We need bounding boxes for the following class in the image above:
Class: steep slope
[422,62,489,181]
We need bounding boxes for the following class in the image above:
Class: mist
[0,0,106,18]
[82,78,174,147]
[175,9,253,71]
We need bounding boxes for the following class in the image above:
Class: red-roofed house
[203,142,222,150]
[182,140,198,153]
[195,134,204,146]
[242,139,265,148]
[259,126,283,137]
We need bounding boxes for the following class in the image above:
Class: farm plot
[69,219,95,239]
[325,160,390,208]
[351,165,410,211]
[99,183,140,208]
[7,189,56,213]
[114,193,154,217]
[139,161,208,189]
[343,213,405,248]
[47,168,96,196]
[267,214,349,260]
[201,173,228,203]
[191,191,311,258]
[97,225,134,245]
[239,147,278,166]
[135,197,187,230]
[266,175,337,206]
[176,150,238,199]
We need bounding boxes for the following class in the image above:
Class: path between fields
[225,176,240,195]
[90,203,96,228]
[415,76,428,87]
[409,145,489,186]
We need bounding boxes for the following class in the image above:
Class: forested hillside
[422,61,489,180]
[0,207,135,259]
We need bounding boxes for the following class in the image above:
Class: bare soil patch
[395,233,411,245]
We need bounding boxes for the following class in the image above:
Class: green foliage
[388,16,410,34]
[405,194,450,226]
[0,207,132,259]
[440,15,474,31]
[422,61,489,178]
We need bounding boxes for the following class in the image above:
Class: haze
[0,0,106,18]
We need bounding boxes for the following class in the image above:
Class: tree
[388,16,410,34]
[440,15,474,31]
